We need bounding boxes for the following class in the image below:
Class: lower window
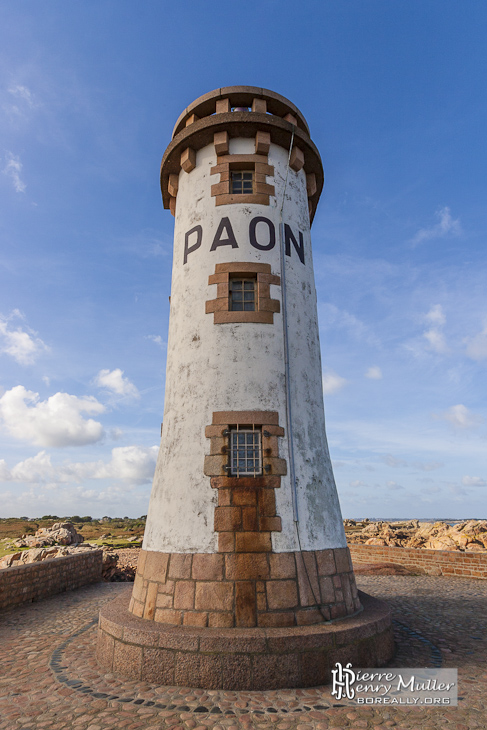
[229,427,262,476]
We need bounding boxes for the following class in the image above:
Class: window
[206,262,281,324]
[229,277,256,311]
[229,426,262,476]
[210,153,274,206]
[230,170,253,194]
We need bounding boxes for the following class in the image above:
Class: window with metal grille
[229,278,256,311]
[229,426,262,476]
[230,170,254,194]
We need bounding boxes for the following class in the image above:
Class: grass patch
[0,544,32,559]
[90,538,142,549]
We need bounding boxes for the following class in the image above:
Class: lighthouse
[97,86,393,690]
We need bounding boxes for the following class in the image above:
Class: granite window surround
[205,261,280,324]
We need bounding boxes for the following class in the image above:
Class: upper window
[210,153,274,207]
[229,277,256,311]
[229,427,262,476]
[230,170,253,195]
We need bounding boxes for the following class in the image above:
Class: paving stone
[0,577,485,728]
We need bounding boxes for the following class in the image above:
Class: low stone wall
[349,544,487,579]
[0,551,103,610]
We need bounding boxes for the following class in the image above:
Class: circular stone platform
[97,590,393,690]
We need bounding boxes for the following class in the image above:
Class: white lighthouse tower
[97,87,393,690]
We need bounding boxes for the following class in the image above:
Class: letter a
[210,217,238,251]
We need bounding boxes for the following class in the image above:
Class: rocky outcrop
[0,544,93,569]
[101,548,138,581]
[346,519,487,551]
[13,522,84,549]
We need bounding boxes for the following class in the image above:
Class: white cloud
[382,454,408,468]
[434,404,483,430]
[146,335,166,348]
[465,325,487,361]
[349,480,366,488]
[421,304,449,354]
[423,328,448,354]
[0,311,48,364]
[322,370,347,395]
[94,368,139,398]
[413,461,443,471]
[92,445,158,484]
[365,366,382,380]
[0,459,11,481]
[10,451,56,483]
[410,206,462,246]
[0,445,158,488]
[404,304,451,359]
[0,386,105,447]
[386,481,404,490]
[3,152,26,192]
[8,85,36,107]
[462,476,487,487]
[2,84,38,128]
[424,304,446,327]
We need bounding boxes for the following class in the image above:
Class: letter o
[249,216,276,251]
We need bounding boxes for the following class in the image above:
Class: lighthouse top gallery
[131,85,361,630]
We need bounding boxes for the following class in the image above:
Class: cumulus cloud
[146,335,166,347]
[413,461,443,472]
[410,206,462,246]
[386,481,404,490]
[10,451,56,483]
[423,328,448,354]
[92,445,158,484]
[0,310,48,364]
[424,304,446,327]
[0,445,158,488]
[422,304,449,354]
[322,370,347,395]
[404,304,450,358]
[462,476,487,487]
[465,325,487,361]
[365,366,382,380]
[434,404,483,429]
[0,459,11,481]
[94,368,139,398]
[0,386,105,447]
[3,152,26,193]
[382,454,408,468]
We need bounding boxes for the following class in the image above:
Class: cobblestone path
[0,575,485,729]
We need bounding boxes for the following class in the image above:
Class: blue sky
[0,1,486,519]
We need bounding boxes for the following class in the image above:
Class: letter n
[284,223,305,265]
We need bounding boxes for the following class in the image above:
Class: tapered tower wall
[143,137,346,555]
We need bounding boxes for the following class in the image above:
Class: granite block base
[97,589,393,690]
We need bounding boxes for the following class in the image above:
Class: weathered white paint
[143,137,347,553]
